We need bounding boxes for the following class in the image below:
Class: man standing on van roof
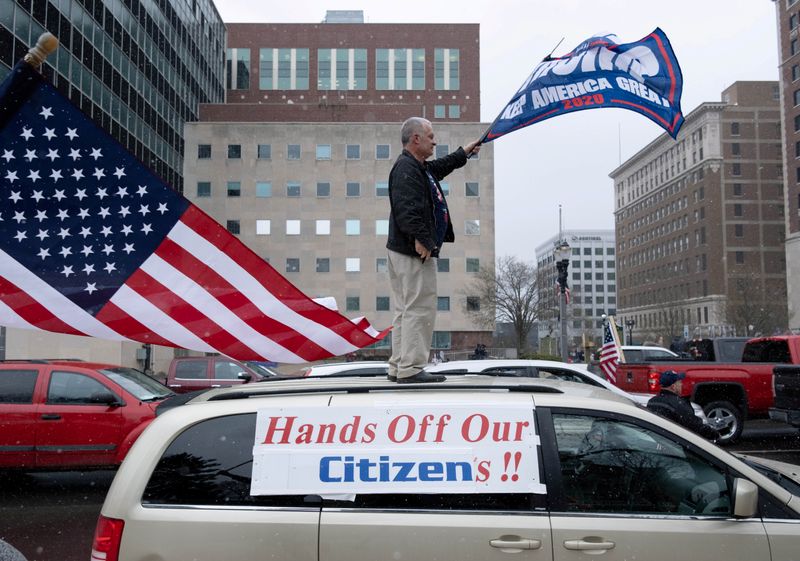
[386,117,481,384]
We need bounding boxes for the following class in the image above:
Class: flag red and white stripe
[598,318,620,382]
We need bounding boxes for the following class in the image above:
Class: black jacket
[647,391,720,440]
[386,147,467,257]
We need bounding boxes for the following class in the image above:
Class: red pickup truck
[612,336,800,444]
[164,356,278,393]
[0,360,172,471]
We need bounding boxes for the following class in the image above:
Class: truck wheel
[703,400,743,444]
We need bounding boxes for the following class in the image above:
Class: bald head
[401,117,431,146]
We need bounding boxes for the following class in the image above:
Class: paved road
[0,421,798,561]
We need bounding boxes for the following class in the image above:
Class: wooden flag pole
[606,315,627,363]
[24,33,59,69]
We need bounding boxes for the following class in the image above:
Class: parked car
[0,360,172,471]
[293,361,390,378]
[164,356,278,393]
[769,365,800,427]
[94,375,800,561]
[612,335,800,443]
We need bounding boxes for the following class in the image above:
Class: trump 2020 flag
[483,28,684,142]
[0,61,388,362]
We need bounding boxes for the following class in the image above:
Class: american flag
[0,61,388,362]
[598,319,620,382]
[554,279,570,305]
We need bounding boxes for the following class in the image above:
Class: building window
[465,182,479,197]
[438,258,450,272]
[448,105,461,118]
[792,39,799,56]
[734,203,743,217]
[287,182,301,197]
[466,296,480,311]
[346,220,361,235]
[226,220,240,235]
[375,182,389,197]
[259,48,309,90]
[731,143,740,156]
[316,144,332,160]
[794,65,800,82]
[437,297,450,311]
[287,144,301,160]
[735,251,744,264]
[376,48,425,90]
[286,220,301,235]
[257,144,271,159]
[197,181,211,197]
[795,115,800,132]
[227,144,241,159]
[375,219,389,235]
[435,144,449,159]
[734,224,744,238]
[346,296,360,311]
[346,144,360,159]
[198,144,211,159]
[256,182,272,198]
[792,13,799,30]
[434,105,446,119]
[465,220,480,235]
[376,145,391,159]
[316,182,331,197]
[376,258,388,273]
[732,163,741,176]
[795,90,800,107]
[256,219,271,235]
[346,258,361,272]
[376,296,390,311]
[432,331,451,350]
[316,220,331,235]
[227,181,241,197]
[434,48,460,90]
[318,48,367,90]
[733,183,743,196]
[337,183,359,200]
[286,258,300,273]
[226,48,250,89]
[316,258,330,273]
[466,258,480,272]
[730,122,740,136]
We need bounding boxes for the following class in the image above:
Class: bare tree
[465,256,541,355]
[726,277,788,336]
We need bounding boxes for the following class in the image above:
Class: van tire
[703,400,743,444]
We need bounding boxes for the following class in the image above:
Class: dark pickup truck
[770,365,800,427]
[613,336,800,444]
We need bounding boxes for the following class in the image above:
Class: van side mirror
[732,478,758,518]
[237,372,253,382]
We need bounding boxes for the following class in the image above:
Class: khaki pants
[387,250,437,379]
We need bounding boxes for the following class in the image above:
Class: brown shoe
[397,371,446,384]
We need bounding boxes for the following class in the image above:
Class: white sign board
[251,405,544,496]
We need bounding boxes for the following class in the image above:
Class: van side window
[142,413,310,507]
[551,413,731,516]
[174,361,207,379]
[0,370,38,403]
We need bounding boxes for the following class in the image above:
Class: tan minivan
[93,376,800,561]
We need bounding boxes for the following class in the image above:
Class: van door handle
[490,537,542,551]
[168,384,181,388]
[41,414,61,420]
[211,384,221,387]
[563,538,615,551]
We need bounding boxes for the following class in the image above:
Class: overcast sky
[214,0,779,262]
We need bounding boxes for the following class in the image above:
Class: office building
[535,229,617,354]
[773,0,800,331]
[611,81,785,342]
[184,14,495,357]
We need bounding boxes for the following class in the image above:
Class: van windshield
[101,367,173,401]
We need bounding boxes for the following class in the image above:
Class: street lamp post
[554,241,571,362]
[625,318,636,345]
